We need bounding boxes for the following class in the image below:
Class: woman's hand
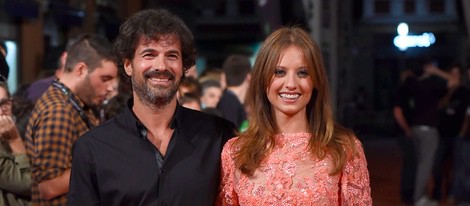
[0,115,20,141]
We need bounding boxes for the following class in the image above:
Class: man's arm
[38,169,71,200]
[28,106,77,200]
[459,107,470,138]
[67,137,100,205]
[393,106,412,137]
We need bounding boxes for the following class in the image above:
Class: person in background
[68,9,236,205]
[177,76,201,103]
[185,65,198,79]
[199,67,226,91]
[25,34,118,205]
[431,63,468,204]
[0,80,32,206]
[200,80,222,109]
[450,65,470,205]
[393,68,417,206]
[217,26,372,205]
[11,84,36,144]
[180,93,202,111]
[217,54,251,130]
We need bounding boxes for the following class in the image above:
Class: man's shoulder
[87,114,124,134]
[179,107,235,129]
[220,90,239,101]
[218,91,243,109]
[32,91,69,115]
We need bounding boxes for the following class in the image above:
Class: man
[393,68,417,206]
[25,34,118,205]
[67,9,236,205]
[217,54,252,130]
[431,64,468,204]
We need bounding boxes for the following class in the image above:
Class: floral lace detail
[217,133,372,206]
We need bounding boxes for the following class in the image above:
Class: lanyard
[52,81,94,129]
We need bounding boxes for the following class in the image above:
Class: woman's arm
[340,137,373,205]
[216,138,239,206]
[0,115,32,196]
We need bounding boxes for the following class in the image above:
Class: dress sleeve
[340,137,372,206]
[216,138,239,206]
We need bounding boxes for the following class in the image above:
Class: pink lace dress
[218,133,372,206]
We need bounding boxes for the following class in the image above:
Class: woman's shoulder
[222,136,241,156]
[335,128,364,157]
[224,136,240,150]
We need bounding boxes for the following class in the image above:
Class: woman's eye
[298,69,309,78]
[274,69,285,76]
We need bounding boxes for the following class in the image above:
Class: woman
[217,27,372,205]
[0,80,32,206]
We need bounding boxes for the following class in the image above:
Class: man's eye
[101,77,112,82]
[168,54,179,60]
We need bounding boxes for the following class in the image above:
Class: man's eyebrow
[139,48,156,55]
[167,49,181,54]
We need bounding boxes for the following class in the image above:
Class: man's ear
[73,62,88,77]
[123,59,132,76]
[59,52,68,69]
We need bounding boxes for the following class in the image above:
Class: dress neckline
[275,133,311,141]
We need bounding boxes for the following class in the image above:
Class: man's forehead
[138,34,181,47]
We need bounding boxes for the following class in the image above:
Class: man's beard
[76,75,99,109]
[132,69,180,110]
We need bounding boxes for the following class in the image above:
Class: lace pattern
[218,133,372,206]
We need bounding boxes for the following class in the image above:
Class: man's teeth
[150,77,169,81]
[279,93,299,99]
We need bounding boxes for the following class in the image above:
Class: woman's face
[0,86,12,116]
[267,45,314,118]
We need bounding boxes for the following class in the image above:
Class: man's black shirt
[68,101,236,206]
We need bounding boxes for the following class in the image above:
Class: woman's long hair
[234,26,357,176]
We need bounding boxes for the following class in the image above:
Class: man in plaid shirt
[25,34,118,205]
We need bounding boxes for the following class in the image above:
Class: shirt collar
[52,79,87,110]
[126,98,180,140]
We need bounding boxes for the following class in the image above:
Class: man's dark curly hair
[114,9,197,72]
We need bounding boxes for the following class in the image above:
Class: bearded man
[67,9,236,206]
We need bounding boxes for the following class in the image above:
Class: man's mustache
[144,70,175,80]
